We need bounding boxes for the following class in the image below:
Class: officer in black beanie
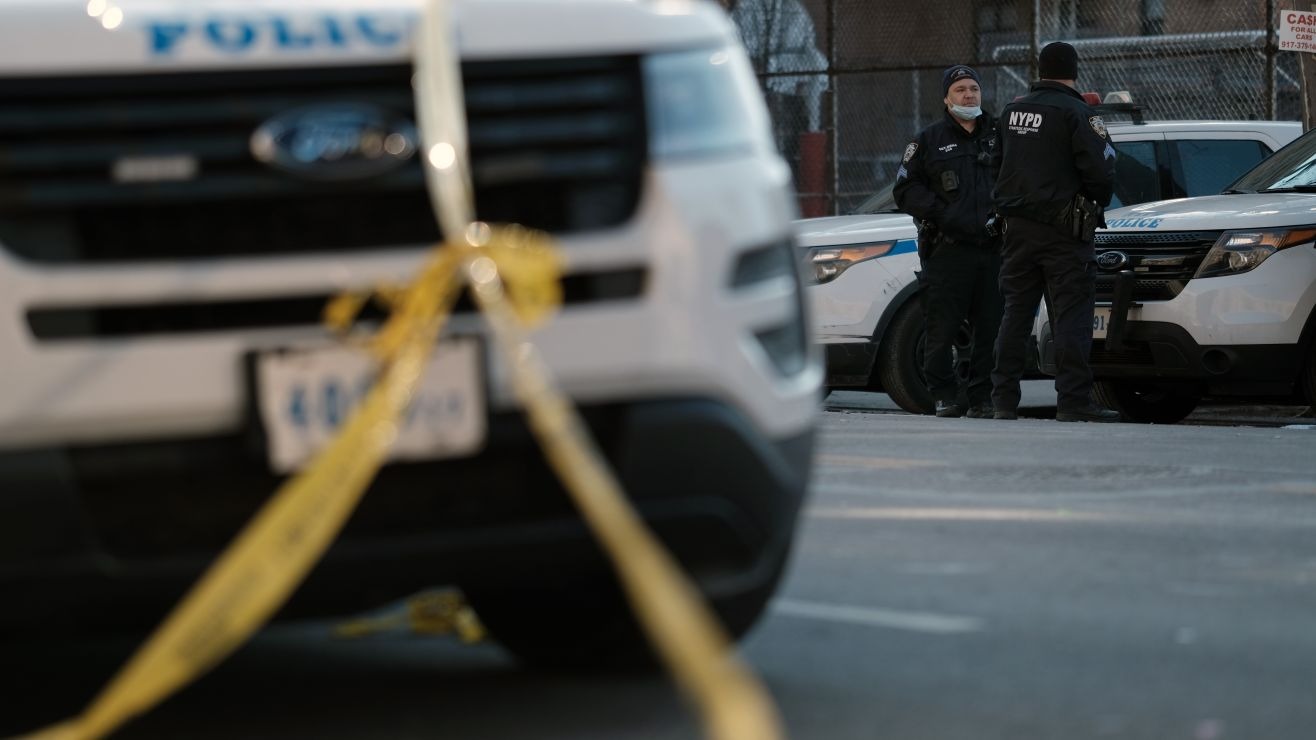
[990,42,1120,422]
[893,64,1003,418]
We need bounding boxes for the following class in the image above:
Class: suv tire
[1302,338,1316,406]
[464,554,787,671]
[875,296,973,415]
[1093,380,1199,424]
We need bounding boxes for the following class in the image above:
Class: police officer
[990,42,1120,422]
[893,64,1003,418]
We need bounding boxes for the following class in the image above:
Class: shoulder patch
[903,142,918,163]
[1089,115,1107,138]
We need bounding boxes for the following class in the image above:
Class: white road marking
[815,454,945,470]
[771,598,984,634]
[895,561,990,576]
[808,506,1112,522]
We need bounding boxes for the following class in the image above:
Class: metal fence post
[1268,0,1278,120]
[1302,2,1316,130]
[1030,0,1041,83]
[828,0,838,215]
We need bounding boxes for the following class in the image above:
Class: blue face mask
[950,104,981,121]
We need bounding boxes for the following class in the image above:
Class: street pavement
[825,380,1315,426]
[7,393,1316,739]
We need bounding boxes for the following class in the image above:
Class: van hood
[792,213,916,248]
[1104,192,1316,232]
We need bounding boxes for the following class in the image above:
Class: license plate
[1092,306,1139,340]
[1092,306,1111,339]
[254,338,486,474]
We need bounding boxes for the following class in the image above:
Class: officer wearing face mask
[893,64,1003,418]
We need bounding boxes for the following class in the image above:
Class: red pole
[797,130,828,217]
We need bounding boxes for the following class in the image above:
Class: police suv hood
[1104,192,1316,232]
[792,213,916,248]
[0,0,731,75]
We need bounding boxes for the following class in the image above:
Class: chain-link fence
[720,0,1301,216]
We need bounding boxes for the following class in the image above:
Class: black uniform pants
[991,216,1096,412]
[919,242,1003,407]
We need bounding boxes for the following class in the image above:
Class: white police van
[801,108,1299,415]
[0,0,819,666]
[1036,124,1316,423]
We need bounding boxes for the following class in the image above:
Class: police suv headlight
[643,46,775,160]
[1195,228,1316,279]
[807,242,896,284]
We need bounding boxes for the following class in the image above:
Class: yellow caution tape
[332,589,486,642]
[20,237,465,740]
[18,1,784,738]
[462,240,784,740]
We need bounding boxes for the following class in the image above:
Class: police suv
[1036,124,1316,423]
[802,111,1299,414]
[0,0,819,666]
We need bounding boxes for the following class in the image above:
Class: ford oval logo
[1096,251,1129,270]
[250,103,417,180]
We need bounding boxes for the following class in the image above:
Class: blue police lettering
[272,17,333,49]
[206,20,257,52]
[1107,218,1162,229]
[357,16,406,46]
[150,23,188,54]
[147,14,413,56]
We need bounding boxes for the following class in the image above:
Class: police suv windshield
[1229,127,1316,193]
[854,183,898,214]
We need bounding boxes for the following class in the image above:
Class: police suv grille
[25,267,646,341]
[1093,230,1221,302]
[0,59,646,264]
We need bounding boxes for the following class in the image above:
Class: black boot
[1056,404,1120,423]
[934,401,964,418]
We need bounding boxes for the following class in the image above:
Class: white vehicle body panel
[0,0,819,449]
[0,0,731,73]
[1034,193,1316,349]
[794,213,915,338]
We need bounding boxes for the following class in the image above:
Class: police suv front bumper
[0,396,813,632]
[1039,317,1308,399]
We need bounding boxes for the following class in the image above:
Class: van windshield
[1230,127,1316,192]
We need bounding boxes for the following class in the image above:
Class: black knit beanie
[1038,42,1078,80]
[941,64,979,96]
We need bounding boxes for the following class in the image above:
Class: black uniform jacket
[893,110,999,248]
[992,81,1116,223]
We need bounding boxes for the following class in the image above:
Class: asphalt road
[8,393,1316,739]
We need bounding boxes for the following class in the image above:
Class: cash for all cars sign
[1280,11,1316,53]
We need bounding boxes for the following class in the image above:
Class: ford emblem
[250,103,417,180]
[1095,250,1129,270]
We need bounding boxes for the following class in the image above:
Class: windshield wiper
[1263,185,1316,193]
[1220,188,1255,194]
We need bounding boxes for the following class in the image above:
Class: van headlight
[643,46,775,160]
[1194,228,1316,279]
[807,242,896,284]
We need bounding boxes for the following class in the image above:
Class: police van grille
[0,59,646,263]
[1093,230,1221,302]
